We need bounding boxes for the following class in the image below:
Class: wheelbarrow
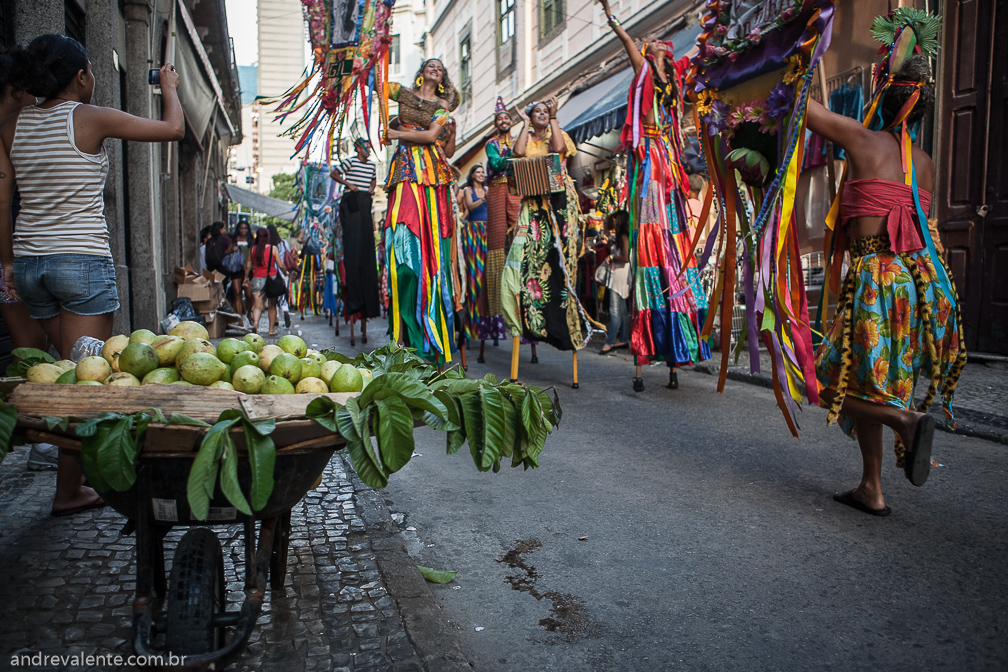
[9,383,355,671]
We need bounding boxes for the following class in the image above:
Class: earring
[416,75,423,88]
[437,83,445,95]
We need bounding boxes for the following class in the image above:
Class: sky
[226,0,258,67]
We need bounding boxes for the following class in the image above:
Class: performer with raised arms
[810,9,964,516]
[598,0,709,393]
[383,58,460,365]
[479,97,519,363]
[501,97,589,387]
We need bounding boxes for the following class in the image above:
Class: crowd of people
[0,3,965,518]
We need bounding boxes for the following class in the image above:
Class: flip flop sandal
[904,414,936,487]
[51,496,106,517]
[832,490,891,517]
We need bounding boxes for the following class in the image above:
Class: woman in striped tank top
[0,35,184,516]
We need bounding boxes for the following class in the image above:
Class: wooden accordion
[506,154,565,197]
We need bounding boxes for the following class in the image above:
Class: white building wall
[257,0,306,193]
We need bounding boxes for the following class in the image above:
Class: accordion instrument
[507,154,565,197]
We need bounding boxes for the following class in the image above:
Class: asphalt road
[379,338,1008,671]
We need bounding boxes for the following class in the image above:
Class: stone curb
[345,456,474,672]
[692,362,1008,446]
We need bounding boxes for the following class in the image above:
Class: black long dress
[340,190,381,319]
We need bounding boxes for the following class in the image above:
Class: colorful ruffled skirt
[384,181,456,364]
[814,234,966,463]
[628,130,709,366]
[501,180,588,351]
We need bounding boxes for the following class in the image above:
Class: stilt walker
[598,0,709,393]
[500,98,589,387]
[482,97,520,362]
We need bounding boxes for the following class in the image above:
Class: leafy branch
[310,343,562,489]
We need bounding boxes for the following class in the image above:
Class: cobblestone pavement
[694,349,1008,444]
[0,446,447,671]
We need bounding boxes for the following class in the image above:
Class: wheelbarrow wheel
[165,528,225,655]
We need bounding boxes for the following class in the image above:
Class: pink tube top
[840,178,932,254]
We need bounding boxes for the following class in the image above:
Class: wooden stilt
[509,337,520,382]
[571,350,579,389]
[459,340,468,370]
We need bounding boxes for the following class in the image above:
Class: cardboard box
[177,281,223,306]
[204,312,226,339]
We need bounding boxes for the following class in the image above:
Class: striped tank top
[9,101,111,257]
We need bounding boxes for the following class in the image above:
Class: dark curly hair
[411,58,460,112]
[465,164,484,187]
[880,54,935,127]
[10,34,89,100]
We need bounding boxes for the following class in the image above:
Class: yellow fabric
[526,128,577,161]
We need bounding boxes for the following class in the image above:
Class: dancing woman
[460,164,493,360]
[599,0,708,392]
[809,17,965,515]
[501,98,589,385]
[384,58,459,364]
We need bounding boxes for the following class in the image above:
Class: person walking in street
[809,11,965,516]
[482,97,519,354]
[330,137,380,346]
[599,210,631,355]
[383,58,459,365]
[0,35,184,516]
[231,218,253,320]
[500,97,588,380]
[268,223,293,329]
[599,0,709,393]
[248,227,283,336]
[461,164,493,362]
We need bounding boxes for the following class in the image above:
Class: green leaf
[244,420,276,511]
[0,403,18,464]
[483,373,499,384]
[459,393,484,470]
[323,350,355,364]
[500,396,518,459]
[446,429,465,455]
[417,565,457,584]
[346,437,389,489]
[80,438,111,493]
[167,413,211,427]
[187,417,233,520]
[306,396,339,431]
[374,374,449,420]
[479,387,506,471]
[75,412,123,438]
[95,417,137,492]
[373,397,415,473]
[218,437,252,515]
[43,416,70,432]
[12,347,55,363]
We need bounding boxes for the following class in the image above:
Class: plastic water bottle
[69,336,105,362]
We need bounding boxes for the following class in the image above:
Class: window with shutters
[459,34,472,104]
[65,0,86,46]
[496,0,515,80]
[389,35,400,75]
[540,0,564,43]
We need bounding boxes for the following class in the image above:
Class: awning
[558,21,704,145]
[224,184,298,222]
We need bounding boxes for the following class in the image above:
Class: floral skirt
[501,187,587,352]
[814,234,966,463]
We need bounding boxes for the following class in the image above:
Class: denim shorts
[250,277,266,294]
[14,254,120,320]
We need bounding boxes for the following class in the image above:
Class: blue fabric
[466,187,487,222]
[605,290,630,346]
[828,83,863,160]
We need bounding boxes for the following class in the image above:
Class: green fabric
[486,140,508,174]
[677,311,700,363]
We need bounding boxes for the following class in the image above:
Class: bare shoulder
[911,145,935,192]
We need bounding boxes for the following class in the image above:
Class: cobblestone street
[0,444,448,671]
